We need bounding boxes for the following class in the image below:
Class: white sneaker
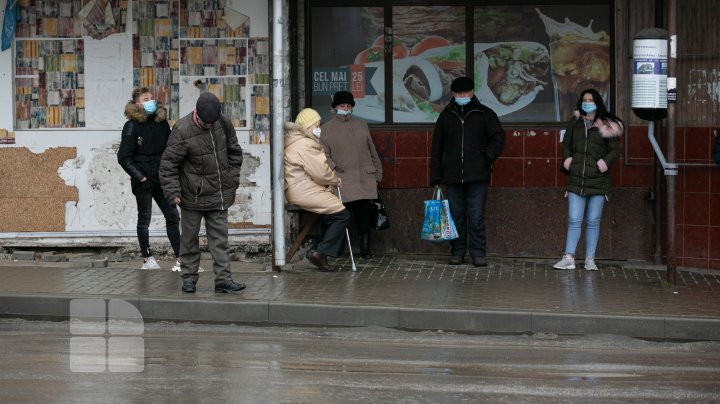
[553,254,576,270]
[172,259,205,272]
[141,256,161,270]
[585,257,599,271]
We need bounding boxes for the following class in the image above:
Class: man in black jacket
[117,87,180,270]
[160,92,246,294]
[430,77,505,267]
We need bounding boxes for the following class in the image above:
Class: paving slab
[0,255,719,340]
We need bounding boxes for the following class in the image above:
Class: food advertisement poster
[310,4,611,123]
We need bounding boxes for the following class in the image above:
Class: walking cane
[337,188,357,272]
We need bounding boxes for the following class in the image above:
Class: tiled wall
[371,126,720,270]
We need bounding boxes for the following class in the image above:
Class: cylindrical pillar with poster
[631,28,676,176]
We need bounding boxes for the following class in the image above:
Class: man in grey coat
[160,92,246,293]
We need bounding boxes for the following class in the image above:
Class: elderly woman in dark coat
[320,91,383,259]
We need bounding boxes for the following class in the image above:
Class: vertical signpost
[631,27,677,283]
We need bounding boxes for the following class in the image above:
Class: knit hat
[332,91,355,108]
[196,92,221,124]
[295,108,321,129]
[450,76,474,92]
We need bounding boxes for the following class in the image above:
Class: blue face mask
[336,109,352,116]
[455,97,471,106]
[581,102,597,113]
[143,100,157,114]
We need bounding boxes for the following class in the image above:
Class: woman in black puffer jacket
[553,88,624,272]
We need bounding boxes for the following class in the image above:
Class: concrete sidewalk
[1,253,719,340]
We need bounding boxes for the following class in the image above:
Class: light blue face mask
[143,100,157,114]
[336,108,352,116]
[455,97,471,106]
[581,102,597,113]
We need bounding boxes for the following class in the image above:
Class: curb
[2,293,719,341]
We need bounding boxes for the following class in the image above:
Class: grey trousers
[179,207,232,284]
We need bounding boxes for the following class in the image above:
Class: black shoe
[215,279,247,293]
[182,280,196,293]
[448,256,464,265]
[306,249,337,272]
[472,256,488,267]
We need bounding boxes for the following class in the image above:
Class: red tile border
[683,192,709,226]
[396,130,428,158]
[395,158,428,188]
[683,257,709,269]
[683,225,709,259]
[684,127,712,161]
[683,166,710,193]
[523,130,557,158]
[370,131,396,161]
[524,158,557,187]
[502,130,524,157]
[491,158,524,187]
[378,159,396,189]
[627,125,654,159]
[620,164,653,187]
[709,227,720,260]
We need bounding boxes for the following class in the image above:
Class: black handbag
[369,196,390,231]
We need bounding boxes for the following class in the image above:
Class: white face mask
[312,127,322,138]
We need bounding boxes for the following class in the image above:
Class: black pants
[446,182,489,258]
[343,199,371,234]
[134,180,181,258]
[316,209,351,257]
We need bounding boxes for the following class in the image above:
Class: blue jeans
[564,192,606,257]
[446,182,489,258]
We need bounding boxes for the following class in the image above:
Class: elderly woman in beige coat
[320,91,383,258]
[284,108,350,272]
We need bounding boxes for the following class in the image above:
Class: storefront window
[308,2,611,124]
[310,7,384,123]
[474,6,610,122]
[391,6,465,123]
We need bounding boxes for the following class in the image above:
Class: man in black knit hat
[160,92,246,293]
[430,76,505,267]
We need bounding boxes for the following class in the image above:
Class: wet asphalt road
[1,320,719,403]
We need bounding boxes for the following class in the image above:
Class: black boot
[360,232,372,259]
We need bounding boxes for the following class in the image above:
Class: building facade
[0,0,719,269]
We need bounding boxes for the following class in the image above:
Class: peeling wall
[0,134,270,239]
[0,0,272,246]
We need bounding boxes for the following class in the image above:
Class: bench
[283,204,320,268]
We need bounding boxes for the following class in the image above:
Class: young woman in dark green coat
[554,89,624,271]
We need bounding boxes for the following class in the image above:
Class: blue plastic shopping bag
[420,186,459,242]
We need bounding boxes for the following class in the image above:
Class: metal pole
[666,0,677,283]
[653,0,664,266]
[271,0,286,269]
[653,121,663,264]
